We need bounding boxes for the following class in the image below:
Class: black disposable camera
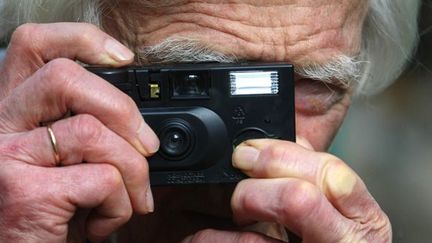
[89,63,295,186]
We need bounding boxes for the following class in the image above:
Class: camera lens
[161,128,188,156]
[158,120,194,160]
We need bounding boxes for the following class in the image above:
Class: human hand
[0,23,159,242]
[184,138,391,242]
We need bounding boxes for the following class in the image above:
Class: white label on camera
[230,71,279,95]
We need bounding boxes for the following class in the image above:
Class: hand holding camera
[0,23,158,242]
[183,137,391,242]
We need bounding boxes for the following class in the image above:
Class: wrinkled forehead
[105,0,369,66]
[120,0,367,9]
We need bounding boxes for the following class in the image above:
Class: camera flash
[230,71,279,96]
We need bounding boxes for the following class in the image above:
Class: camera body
[89,63,295,185]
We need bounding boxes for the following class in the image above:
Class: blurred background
[0,45,3,58]
[330,1,432,242]
[0,1,431,242]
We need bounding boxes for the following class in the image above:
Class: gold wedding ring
[47,124,61,166]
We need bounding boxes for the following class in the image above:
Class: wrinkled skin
[0,0,392,242]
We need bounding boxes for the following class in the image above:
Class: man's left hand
[183,138,391,243]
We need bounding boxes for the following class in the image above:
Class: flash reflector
[230,71,279,96]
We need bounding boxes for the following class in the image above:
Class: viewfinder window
[170,71,210,99]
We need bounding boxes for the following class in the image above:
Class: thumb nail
[232,144,260,171]
[104,38,134,62]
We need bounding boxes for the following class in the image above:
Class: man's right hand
[0,23,159,242]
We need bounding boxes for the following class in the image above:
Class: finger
[182,229,283,243]
[1,22,134,94]
[296,135,314,150]
[50,163,133,242]
[0,58,159,156]
[232,139,380,221]
[231,178,353,243]
[0,114,154,213]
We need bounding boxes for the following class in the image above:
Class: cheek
[296,115,338,151]
[295,95,351,151]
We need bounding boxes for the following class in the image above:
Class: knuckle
[131,156,149,178]
[261,144,289,175]
[98,164,124,191]
[43,58,81,78]
[120,153,149,187]
[10,23,39,47]
[321,154,344,168]
[86,164,132,224]
[41,58,83,89]
[44,57,76,71]
[125,98,138,121]
[319,153,358,198]
[279,181,321,219]
[118,95,137,115]
[262,143,290,164]
[239,189,261,214]
[319,154,344,182]
[70,114,104,146]
[234,180,254,208]
[117,203,133,221]
[109,94,138,123]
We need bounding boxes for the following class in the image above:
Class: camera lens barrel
[158,119,194,160]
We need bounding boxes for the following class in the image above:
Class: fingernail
[138,121,160,155]
[145,185,154,213]
[104,38,134,62]
[296,135,314,150]
[232,145,260,171]
[181,235,194,243]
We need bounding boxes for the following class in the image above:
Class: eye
[294,77,348,115]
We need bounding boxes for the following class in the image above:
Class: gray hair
[137,37,237,64]
[0,0,421,95]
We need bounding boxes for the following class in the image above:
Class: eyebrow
[295,55,363,89]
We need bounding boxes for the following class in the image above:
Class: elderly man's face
[103,0,368,150]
